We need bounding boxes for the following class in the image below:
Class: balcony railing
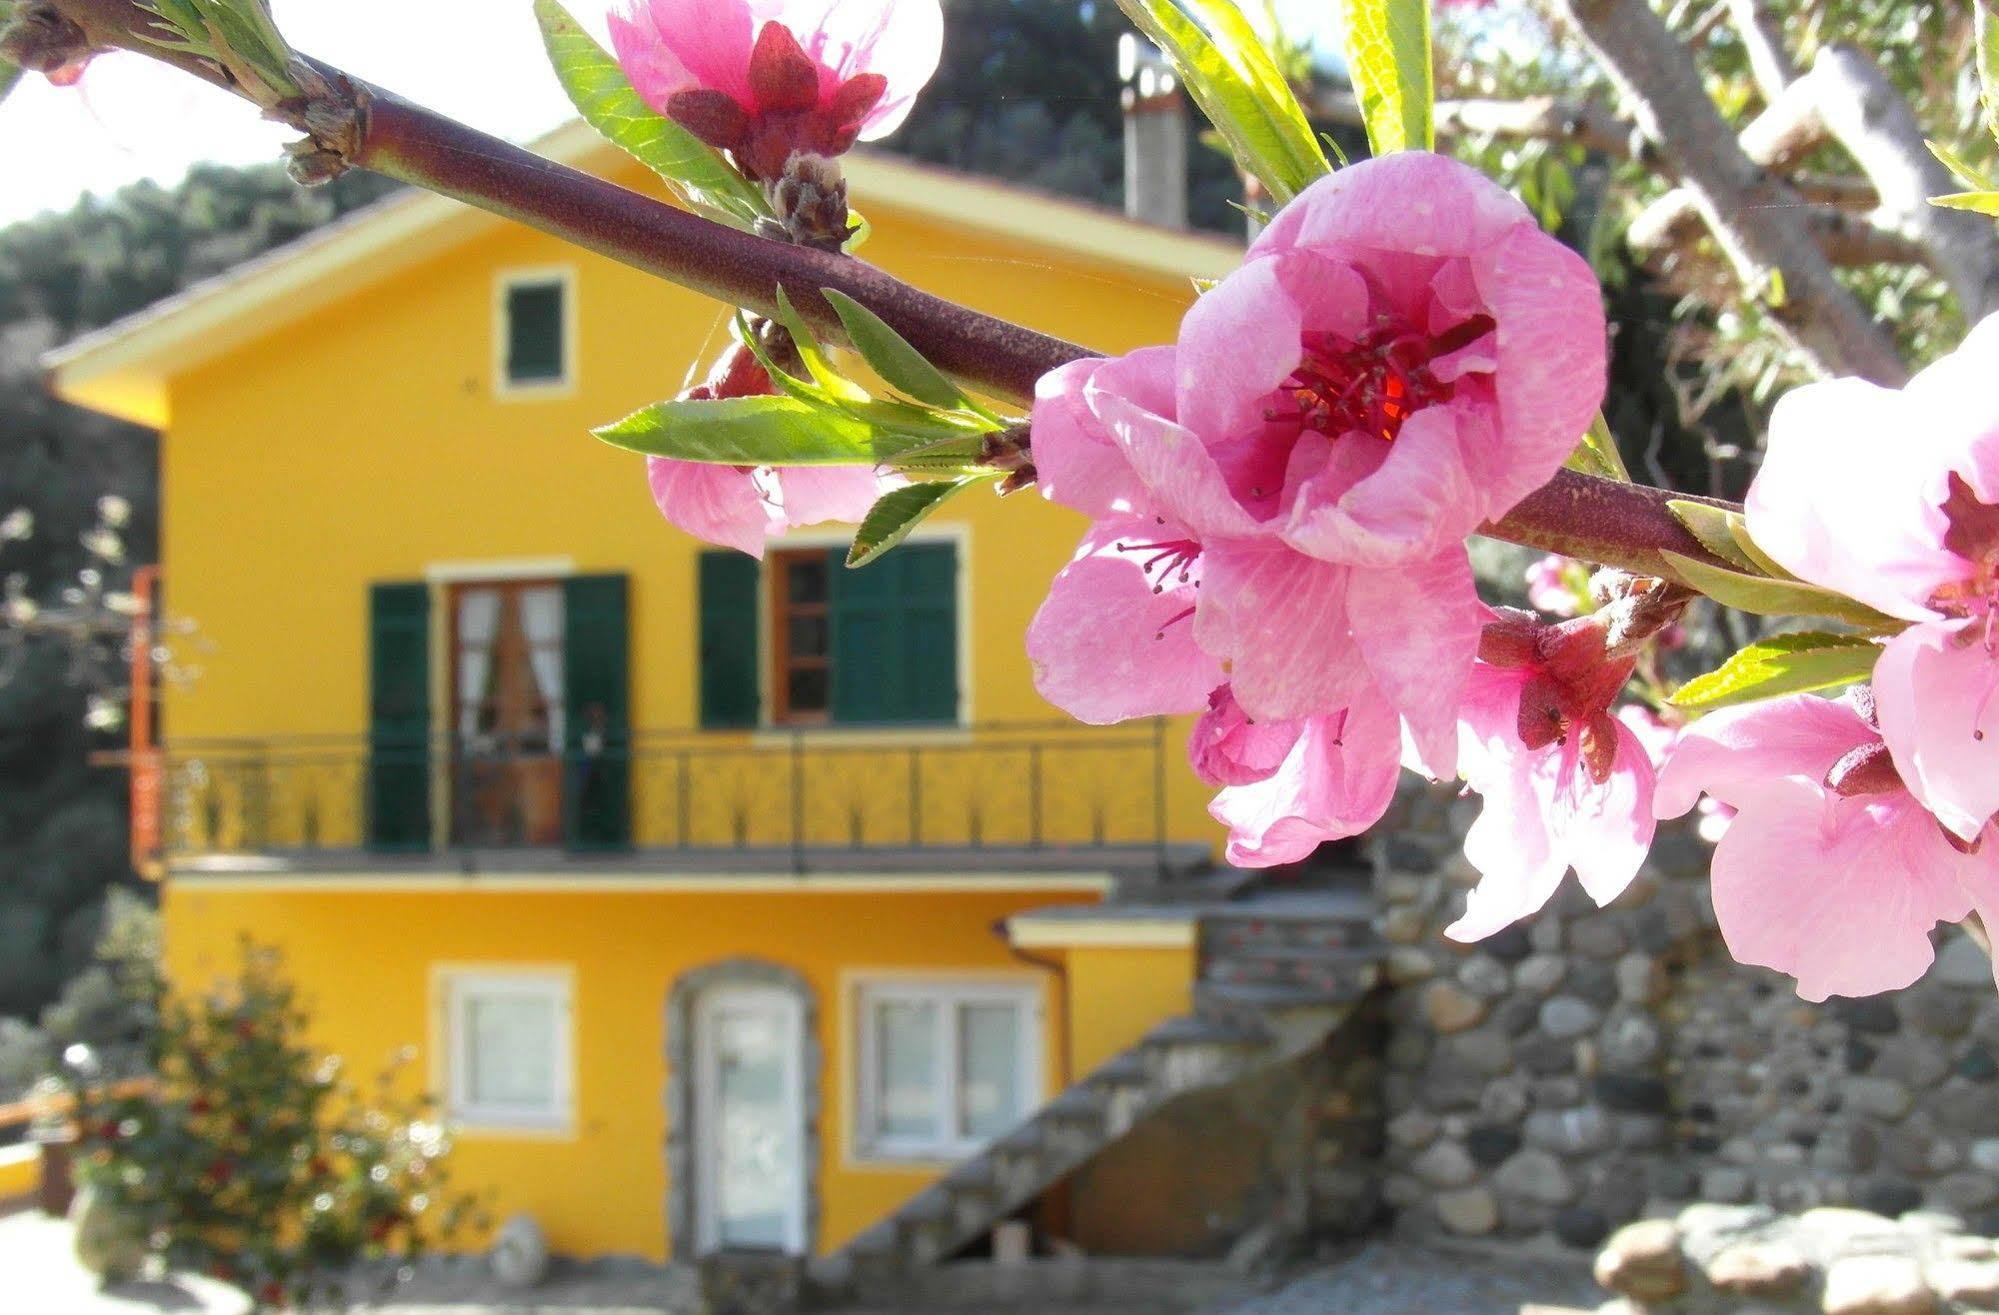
[148,722,1187,875]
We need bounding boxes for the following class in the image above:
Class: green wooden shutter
[832,542,958,725]
[564,573,631,851]
[698,552,762,728]
[505,280,566,384]
[367,582,431,852]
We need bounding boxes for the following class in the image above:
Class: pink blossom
[610,0,942,178]
[645,346,889,556]
[1655,692,1999,1000]
[1526,554,1583,616]
[1027,153,1608,820]
[1745,313,1999,843]
[1444,613,1657,941]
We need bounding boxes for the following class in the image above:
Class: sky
[0,0,1341,227]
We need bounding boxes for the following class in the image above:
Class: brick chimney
[1119,34,1189,229]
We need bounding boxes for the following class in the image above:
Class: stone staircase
[815,889,1378,1299]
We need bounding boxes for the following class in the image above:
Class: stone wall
[1369,781,1999,1251]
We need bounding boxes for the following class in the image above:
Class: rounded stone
[1434,1187,1500,1236]
[1569,919,1629,960]
[1592,1219,1685,1302]
[1839,997,1904,1038]
[1858,1179,1926,1219]
[1848,1077,1916,1122]
[1529,918,1565,953]
[1494,1148,1577,1205]
[1937,1081,1999,1136]
[1594,1072,1670,1113]
[1704,1242,1811,1297]
[1484,925,1533,963]
[1490,995,1542,1038]
[1381,904,1429,945]
[1413,1140,1477,1188]
[1450,1030,1515,1077]
[1971,1138,1999,1173]
[1540,996,1603,1041]
[1423,981,1488,1034]
[1821,1255,1936,1315]
[1468,1125,1523,1168]
[1905,990,1977,1039]
[1568,962,1621,1008]
[1478,1075,1531,1123]
[1938,1171,1999,1211]
[1600,1011,1663,1069]
[1553,1205,1610,1249]
[1958,1045,1999,1083]
[1615,954,1665,1005]
[1873,1038,1950,1089]
[1458,954,1512,999]
[491,1213,551,1290]
[1701,1167,1753,1204]
[1514,954,1567,996]
[1524,1107,1611,1156]
[1385,947,1437,985]
[1387,1109,1440,1149]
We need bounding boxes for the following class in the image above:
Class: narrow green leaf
[769,290,869,404]
[534,0,768,229]
[595,395,881,464]
[1670,632,1881,712]
[0,62,21,109]
[1934,191,1999,217]
[1978,0,1999,147]
[1340,0,1434,154]
[1725,515,1795,582]
[848,478,987,567]
[1566,413,1630,482]
[1666,500,1759,574]
[821,289,967,410]
[1114,0,1330,204]
[1660,551,1900,631]
[1929,139,1996,191]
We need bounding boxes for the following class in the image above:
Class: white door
[693,986,807,1254]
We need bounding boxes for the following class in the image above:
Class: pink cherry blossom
[645,345,889,557]
[1655,692,1999,1001]
[1526,554,1583,616]
[610,0,942,178]
[1745,313,1999,843]
[1201,692,1404,868]
[1444,613,1657,941]
[1027,154,1608,816]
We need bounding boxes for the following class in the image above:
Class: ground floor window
[854,979,1039,1160]
[440,969,573,1131]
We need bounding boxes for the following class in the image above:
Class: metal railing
[151,721,1178,873]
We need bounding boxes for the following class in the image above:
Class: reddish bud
[1824,741,1902,797]
[1516,673,1566,751]
[1478,608,1541,668]
[825,73,888,131]
[666,90,751,152]
[747,22,821,113]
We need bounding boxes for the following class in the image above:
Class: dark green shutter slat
[506,282,565,383]
[699,552,762,729]
[367,582,430,852]
[832,543,958,726]
[564,573,631,851]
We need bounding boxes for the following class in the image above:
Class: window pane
[713,1006,797,1249]
[465,993,557,1111]
[787,668,829,714]
[787,614,829,659]
[957,1003,1022,1141]
[506,283,566,383]
[786,557,829,605]
[873,1000,939,1141]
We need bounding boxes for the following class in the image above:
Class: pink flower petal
[1876,619,1999,843]
[1280,406,1479,566]
[1346,547,1482,780]
[1188,686,1306,787]
[1745,376,1961,622]
[1032,355,1148,519]
[772,465,887,530]
[1249,151,1528,266]
[1027,522,1222,724]
[1174,255,1309,445]
[615,0,758,111]
[1653,692,1875,818]
[647,457,773,558]
[1192,547,1368,722]
[1210,697,1403,867]
[1710,779,1979,1001]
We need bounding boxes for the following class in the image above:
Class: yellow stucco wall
[0,1144,38,1205]
[163,878,1109,1261]
[1061,944,1198,1075]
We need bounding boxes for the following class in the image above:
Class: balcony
[143,722,1203,877]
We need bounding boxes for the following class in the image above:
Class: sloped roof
[46,120,1244,427]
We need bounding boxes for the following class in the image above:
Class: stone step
[1142,1012,1270,1049]
[1195,977,1372,1014]
[1201,948,1381,992]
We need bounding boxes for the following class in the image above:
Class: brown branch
[1551,0,1907,385]
[1313,87,1640,160]
[1631,191,1928,268]
[25,0,1744,581]
[1723,0,1798,107]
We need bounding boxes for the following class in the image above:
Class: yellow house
[46,123,1379,1281]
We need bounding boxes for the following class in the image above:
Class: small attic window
[499,270,573,394]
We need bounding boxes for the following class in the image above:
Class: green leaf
[1979,0,1999,147]
[534,0,768,230]
[1340,0,1434,154]
[595,395,884,464]
[0,61,21,109]
[1660,551,1900,631]
[821,289,968,410]
[1929,139,1996,191]
[767,292,869,405]
[1114,0,1330,205]
[1667,500,1759,574]
[1725,515,1794,581]
[847,478,988,568]
[1670,632,1881,712]
[1934,190,1999,217]
[1566,413,1630,482]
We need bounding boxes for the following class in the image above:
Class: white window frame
[494,267,578,398]
[852,978,1040,1162]
[439,968,575,1133]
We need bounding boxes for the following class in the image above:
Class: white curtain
[520,585,566,749]
[456,590,502,742]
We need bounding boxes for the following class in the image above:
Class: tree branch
[1551,0,1907,385]
[1723,0,1798,107]
[1314,87,1641,161]
[23,0,1743,582]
